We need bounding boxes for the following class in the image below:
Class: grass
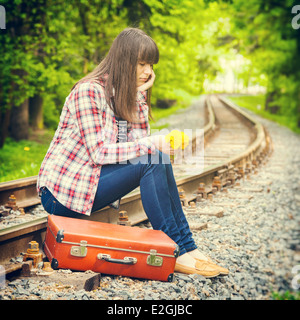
[227,94,300,134]
[0,130,54,182]
[272,290,300,300]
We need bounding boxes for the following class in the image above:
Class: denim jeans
[40,151,197,255]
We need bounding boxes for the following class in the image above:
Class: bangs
[138,37,159,65]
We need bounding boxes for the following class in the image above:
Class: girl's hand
[137,70,156,92]
[149,135,175,156]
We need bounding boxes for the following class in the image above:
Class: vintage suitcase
[44,215,179,282]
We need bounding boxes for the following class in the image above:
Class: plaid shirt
[37,80,156,215]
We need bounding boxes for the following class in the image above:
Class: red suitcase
[44,215,179,282]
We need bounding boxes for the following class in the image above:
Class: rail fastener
[178,188,188,207]
[42,262,54,273]
[197,182,207,199]
[226,170,237,186]
[117,210,131,226]
[23,241,43,268]
[207,194,213,201]
[212,176,222,192]
[237,166,245,179]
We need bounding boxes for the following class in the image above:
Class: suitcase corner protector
[56,229,64,243]
[167,273,174,282]
[174,244,180,258]
[51,258,59,270]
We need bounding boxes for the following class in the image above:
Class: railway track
[0,94,272,273]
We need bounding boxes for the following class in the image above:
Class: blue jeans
[41,151,197,255]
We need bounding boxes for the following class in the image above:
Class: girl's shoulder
[65,79,108,108]
[75,78,106,91]
[70,80,107,103]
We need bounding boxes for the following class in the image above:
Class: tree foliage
[224,0,300,127]
[0,0,299,148]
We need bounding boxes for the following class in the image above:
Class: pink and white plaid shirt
[37,79,156,215]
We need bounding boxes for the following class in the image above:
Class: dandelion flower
[165,130,189,150]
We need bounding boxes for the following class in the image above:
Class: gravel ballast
[1,100,299,301]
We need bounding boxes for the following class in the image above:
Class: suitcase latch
[147,249,163,267]
[70,240,88,257]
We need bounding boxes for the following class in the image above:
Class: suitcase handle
[97,253,137,265]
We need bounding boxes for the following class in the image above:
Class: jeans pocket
[42,195,53,213]
[41,190,57,214]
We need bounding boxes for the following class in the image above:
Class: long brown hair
[73,28,159,122]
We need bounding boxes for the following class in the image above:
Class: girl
[37,27,228,278]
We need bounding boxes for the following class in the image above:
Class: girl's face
[136,62,153,87]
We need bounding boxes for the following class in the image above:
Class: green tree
[0,0,128,147]
[218,0,300,127]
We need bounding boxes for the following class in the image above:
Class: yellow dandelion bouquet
[165,129,190,150]
[165,130,190,163]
